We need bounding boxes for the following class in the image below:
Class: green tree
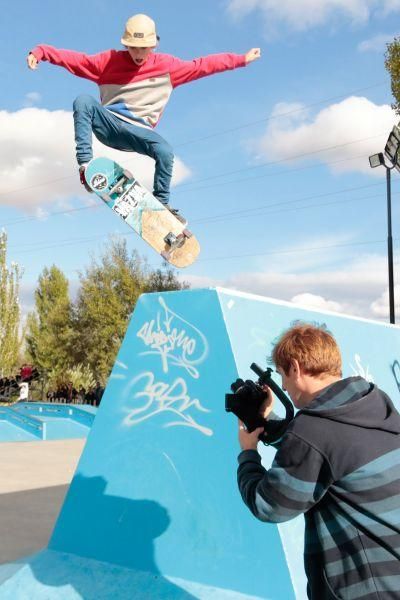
[53,363,96,392]
[26,265,74,378]
[385,37,400,115]
[0,231,23,376]
[73,237,188,382]
[144,267,190,293]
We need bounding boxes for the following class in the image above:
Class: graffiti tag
[123,371,212,436]
[350,354,374,382]
[137,296,208,378]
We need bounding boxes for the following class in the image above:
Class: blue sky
[2,0,400,320]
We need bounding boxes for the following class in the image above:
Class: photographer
[237,323,400,600]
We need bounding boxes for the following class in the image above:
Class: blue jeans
[73,94,174,204]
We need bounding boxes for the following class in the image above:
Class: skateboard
[85,157,200,268]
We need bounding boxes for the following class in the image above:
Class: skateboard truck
[161,229,193,261]
[101,170,135,203]
[108,171,131,195]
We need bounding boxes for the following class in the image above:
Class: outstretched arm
[27,45,111,82]
[170,47,261,88]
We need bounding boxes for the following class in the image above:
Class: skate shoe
[79,164,93,193]
[166,205,187,226]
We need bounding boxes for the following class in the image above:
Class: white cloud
[188,252,397,320]
[0,108,191,210]
[34,207,50,221]
[256,97,397,175]
[18,281,37,318]
[183,274,223,288]
[227,0,400,36]
[358,32,399,52]
[370,284,400,316]
[291,292,343,312]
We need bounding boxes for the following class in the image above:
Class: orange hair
[271,322,342,378]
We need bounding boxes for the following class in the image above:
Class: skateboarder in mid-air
[27,13,261,218]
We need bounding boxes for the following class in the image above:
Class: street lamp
[369,124,400,325]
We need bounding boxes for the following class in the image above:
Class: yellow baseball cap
[121,14,158,48]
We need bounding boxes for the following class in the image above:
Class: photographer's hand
[260,385,274,419]
[238,420,264,451]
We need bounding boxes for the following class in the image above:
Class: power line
[10,234,395,265]
[2,148,390,229]
[198,239,392,263]
[10,233,112,255]
[173,153,381,195]
[0,175,73,198]
[1,132,385,204]
[174,133,387,190]
[3,205,100,227]
[0,79,389,202]
[3,175,396,233]
[8,188,399,256]
[193,190,400,226]
[8,232,109,252]
[174,81,388,147]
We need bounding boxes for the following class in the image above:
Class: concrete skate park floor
[0,439,85,564]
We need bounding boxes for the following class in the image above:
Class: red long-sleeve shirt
[31,45,247,129]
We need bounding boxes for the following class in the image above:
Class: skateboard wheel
[182,229,192,239]
[161,251,171,261]
[175,234,186,249]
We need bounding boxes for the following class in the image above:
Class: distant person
[27,14,260,216]
[20,363,32,381]
[18,381,29,402]
[66,381,77,404]
[77,386,86,404]
[236,323,400,599]
[85,387,96,406]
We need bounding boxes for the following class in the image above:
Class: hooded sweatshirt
[237,377,400,600]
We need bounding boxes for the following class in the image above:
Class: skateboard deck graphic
[85,157,200,268]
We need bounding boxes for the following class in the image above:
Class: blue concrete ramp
[1,288,400,599]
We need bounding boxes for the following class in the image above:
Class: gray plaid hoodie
[237,377,400,599]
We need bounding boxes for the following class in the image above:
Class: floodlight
[384,125,400,172]
[369,153,385,169]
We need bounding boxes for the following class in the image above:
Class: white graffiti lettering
[137,296,208,378]
[350,354,374,382]
[123,372,212,436]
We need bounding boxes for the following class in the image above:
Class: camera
[225,363,294,445]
